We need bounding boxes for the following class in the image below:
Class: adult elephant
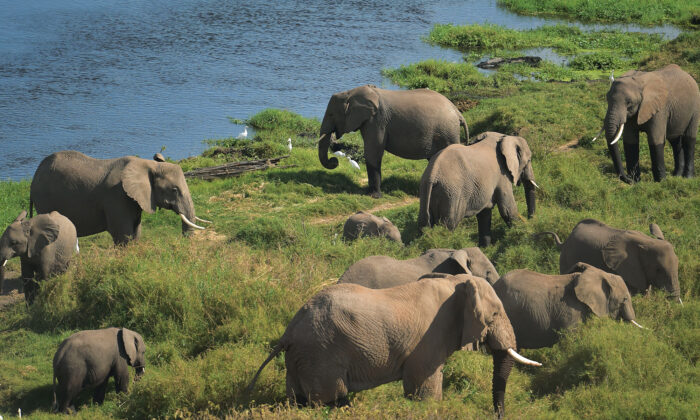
[536,219,680,302]
[494,263,643,349]
[599,64,699,183]
[318,85,469,198]
[30,151,207,245]
[419,132,537,247]
[338,247,499,288]
[246,273,540,418]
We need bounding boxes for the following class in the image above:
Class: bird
[287,138,292,152]
[610,70,615,84]
[332,150,346,157]
[348,156,361,170]
[237,125,248,139]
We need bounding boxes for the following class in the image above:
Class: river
[0,0,680,180]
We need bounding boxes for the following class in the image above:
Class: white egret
[237,125,248,139]
[333,150,346,157]
[287,138,292,151]
[348,157,361,170]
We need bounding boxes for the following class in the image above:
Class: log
[184,156,292,180]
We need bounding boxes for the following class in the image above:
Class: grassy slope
[1,10,700,420]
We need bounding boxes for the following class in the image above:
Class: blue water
[0,0,680,180]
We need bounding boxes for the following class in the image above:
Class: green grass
[499,0,700,27]
[2,10,700,420]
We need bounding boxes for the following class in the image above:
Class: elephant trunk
[522,163,536,218]
[621,299,636,322]
[318,132,339,170]
[492,349,513,419]
[179,195,204,235]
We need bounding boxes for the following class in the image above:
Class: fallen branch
[184,156,293,180]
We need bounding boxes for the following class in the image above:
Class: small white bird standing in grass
[237,125,248,139]
[287,138,292,152]
[333,150,345,157]
[348,156,361,170]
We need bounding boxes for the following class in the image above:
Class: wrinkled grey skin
[318,85,468,198]
[30,151,201,245]
[342,211,402,243]
[494,263,637,348]
[603,64,699,183]
[247,274,521,417]
[0,210,77,304]
[537,219,680,300]
[419,132,537,247]
[53,328,146,413]
[338,247,499,288]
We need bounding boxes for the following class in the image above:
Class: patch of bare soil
[555,138,582,152]
[309,197,419,225]
[0,271,24,309]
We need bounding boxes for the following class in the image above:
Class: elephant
[0,210,78,304]
[342,211,402,243]
[494,262,643,349]
[599,64,699,183]
[338,247,499,288]
[419,132,537,247]
[536,219,681,302]
[30,151,208,245]
[318,84,469,198]
[246,274,540,418]
[53,327,146,413]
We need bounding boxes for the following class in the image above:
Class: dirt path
[309,197,419,225]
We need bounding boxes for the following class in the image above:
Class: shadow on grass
[5,383,54,415]
[267,169,420,197]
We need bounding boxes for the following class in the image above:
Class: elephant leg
[402,364,444,400]
[623,142,640,182]
[105,204,139,245]
[297,364,348,406]
[476,208,492,248]
[21,260,37,304]
[648,142,667,182]
[58,376,82,414]
[92,378,109,404]
[682,135,696,178]
[669,137,685,176]
[492,349,514,419]
[366,161,382,198]
[286,370,308,407]
[362,127,386,198]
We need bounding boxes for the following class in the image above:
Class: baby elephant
[247,274,540,417]
[537,219,680,302]
[53,328,146,413]
[338,247,499,288]
[0,210,78,304]
[494,263,643,349]
[419,132,537,247]
[342,211,402,243]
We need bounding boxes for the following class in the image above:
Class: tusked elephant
[419,132,537,247]
[0,210,78,304]
[342,211,402,243]
[338,247,499,288]
[30,151,208,245]
[536,219,681,302]
[53,327,146,413]
[598,64,699,183]
[246,273,540,418]
[494,263,643,349]
[318,85,469,198]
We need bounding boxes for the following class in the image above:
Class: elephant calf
[494,263,643,349]
[338,247,499,288]
[419,132,537,247]
[0,210,78,304]
[247,274,540,417]
[537,218,680,301]
[53,328,146,413]
[342,211,402,243]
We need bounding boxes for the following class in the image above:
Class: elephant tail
[52,373,57,412]
[418,178,433,229]
[459,113,470,144]
[532,231,563,250]
[244,342,286,397]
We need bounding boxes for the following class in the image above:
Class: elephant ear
[26,216,60,259]
[14,210,27,223]
[345,86,379,132]
[637,74,668,126]
[649,223,665,240]
[459,278,488,348]
[498,135,522,185]
[447,249,471,274]
[122,160,156,214]
[602,233,647,293]
[573,266,611,317]
[119,328,140,366]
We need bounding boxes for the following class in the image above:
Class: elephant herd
[0,64,695,416]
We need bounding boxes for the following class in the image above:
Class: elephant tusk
[591,127,604,142]
[180,213,205,230]
[530,179,540,189]
[194,216,212,224]
[630,320,646,329]
[609,123,624,145]
[678,297,683,306]
[1,260,6,267]
[507,348,542,366]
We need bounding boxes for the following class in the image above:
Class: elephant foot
[619,174,634,184]
[369,190,383,199]
[478,236,492,248]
